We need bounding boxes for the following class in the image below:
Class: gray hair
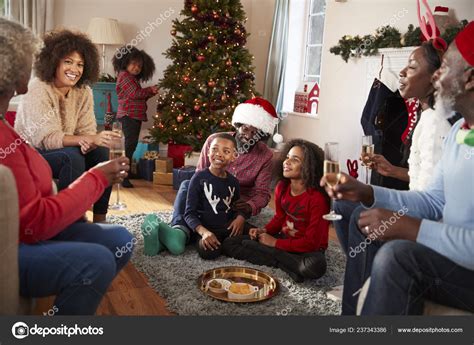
[0,17,41,96]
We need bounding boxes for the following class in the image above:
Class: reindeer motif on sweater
[184,169,241,232]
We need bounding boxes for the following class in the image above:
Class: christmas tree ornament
[221,94,227,102]
[208,80,216,88]
[171,29,177,36]
[234,28,241,35]
[220,120,227,128]
[177,115,184,123]
[191,5,199,13]
[182,75,190,83]
[158,123,164,129]
[197,54,206,62]
[207,34,215,42]
[193,104,201,111]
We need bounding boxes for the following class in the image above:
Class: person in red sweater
[223,139,330,282]
[112,47,158,188]
[0,18,132,315]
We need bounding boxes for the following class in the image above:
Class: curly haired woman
[0,18,133,315]
[15,29,120,222]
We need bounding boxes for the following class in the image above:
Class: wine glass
[109,121,127,210]
[361,135,374,184]
[323,142,342,221]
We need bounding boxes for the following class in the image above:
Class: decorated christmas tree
[149,0,258,151]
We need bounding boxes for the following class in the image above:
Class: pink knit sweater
[14,78,97,150]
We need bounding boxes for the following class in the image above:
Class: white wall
[280,0,474,172]
[53,0,275,137]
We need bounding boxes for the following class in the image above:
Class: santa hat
[232,97,279,135]
[455,21,474,66]
[434,6,449,15]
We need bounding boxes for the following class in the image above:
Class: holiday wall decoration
[330,19,468,63]
[150,0,258,151]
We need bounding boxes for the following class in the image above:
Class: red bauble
[219,120,227,128]
[177,115,184,123]
[207,80,216,88]
[193,104,201,111]
[191,5,198,13]
[197,133,203,140]
[197,54,205,62]
[170,29,177,36]
[225,59,232,66]
[182,75,190,83]
[158,123,164,129]
[234,28,241,35]
[221,94,227,102]
[207,35,215,42]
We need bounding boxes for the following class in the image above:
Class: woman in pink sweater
[0,18,132,315]
[14,29,120,223]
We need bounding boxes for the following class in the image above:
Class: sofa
[0,165,33,315]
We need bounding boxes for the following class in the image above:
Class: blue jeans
[361,240,474,315]
[342,206,384,315]
[171,179,190,231]
[333,200,359,255]
[39,147,112,214]
[19,221,133,315]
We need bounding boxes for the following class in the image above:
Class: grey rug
[108,208,344,316]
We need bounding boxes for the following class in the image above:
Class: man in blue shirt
[322,22,474,315]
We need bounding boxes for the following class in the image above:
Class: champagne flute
[323,142,342,221]
[361,135,374,184]
[109,122,127,210]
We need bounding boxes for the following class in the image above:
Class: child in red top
[112,47,158,188]
[223,139,330,282]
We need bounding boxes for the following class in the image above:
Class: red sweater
[265,181,330,253]
[0,120,109,244]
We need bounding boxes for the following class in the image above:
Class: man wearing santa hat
[170,97,279,239]
[322,21,474,315]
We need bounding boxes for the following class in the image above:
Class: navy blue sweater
[184,168,240,232]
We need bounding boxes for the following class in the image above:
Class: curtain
[9,0,54,35]
[263,0,289,114]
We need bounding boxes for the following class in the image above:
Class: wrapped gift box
[138,158,156,181]
[155,157,174,173]
[173,166,196,190]
[153,172,173,186]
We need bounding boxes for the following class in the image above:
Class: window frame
[303,0,326,83]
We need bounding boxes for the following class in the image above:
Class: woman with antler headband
[334,0,459,258]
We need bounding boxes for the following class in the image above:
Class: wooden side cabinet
[92,82,118,125]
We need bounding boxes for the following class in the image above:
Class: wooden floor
[34,179,339,316]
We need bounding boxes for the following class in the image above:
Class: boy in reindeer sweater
[182,133,251,259]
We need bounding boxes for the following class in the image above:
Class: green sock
[157,219,187,255]
[141,214,164,256]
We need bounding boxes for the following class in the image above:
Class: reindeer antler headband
[417,0,447,51]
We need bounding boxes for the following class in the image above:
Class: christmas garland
[330,20,468,62]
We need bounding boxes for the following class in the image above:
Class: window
[304,0,326,83]
[281,0,326,115]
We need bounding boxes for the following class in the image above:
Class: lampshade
[87,17,125,45]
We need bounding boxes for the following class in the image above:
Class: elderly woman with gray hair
[0,18,133,315]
